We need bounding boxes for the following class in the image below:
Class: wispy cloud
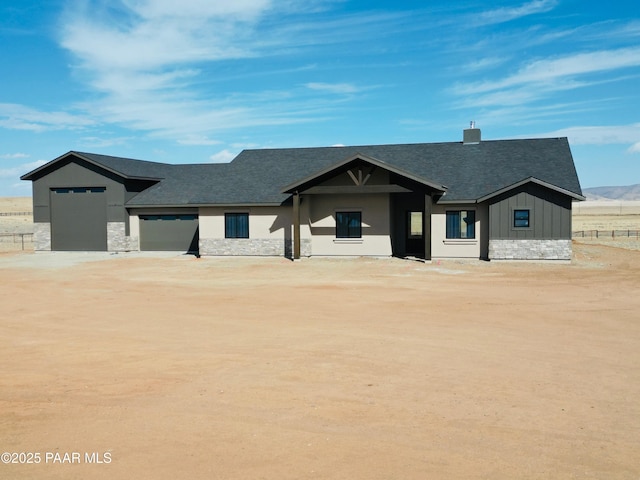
[451,46,640,119]
[475,0,557,26]
[60,0,270,72]
[178,135,222,146]
[0,160,47,178]
[628,142,640,154]
[536,123,640,146]
[0,103,95,132]
[55,0,378,141]
[455,46,640,97]
[0,153,29,159]
[305,82,361,94]
[79,136,135,148]
[209,149,237,163]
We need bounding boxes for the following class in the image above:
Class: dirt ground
[1,244,639,479]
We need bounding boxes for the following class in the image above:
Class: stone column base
[33,223,51,251]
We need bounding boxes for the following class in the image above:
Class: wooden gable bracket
[347,165,377,186]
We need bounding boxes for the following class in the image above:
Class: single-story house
[21,127,584,260]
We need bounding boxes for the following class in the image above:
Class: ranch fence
[0,233,33,250]
[572,230,640,239]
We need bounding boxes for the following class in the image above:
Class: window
[140,214,197,221]
[514,209,530,228]
[225,213,249,238]
[446,210,475,239]
[407,211,423,239]
[336,211,361,238]
[52,187,105,194]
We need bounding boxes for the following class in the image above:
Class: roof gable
[281,153,447,194]
[477,177,586,202]
[20,151,170,182]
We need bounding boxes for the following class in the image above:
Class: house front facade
[21,128,584,261]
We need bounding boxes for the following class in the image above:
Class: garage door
[50,187,108,251]
[139,214,199,252]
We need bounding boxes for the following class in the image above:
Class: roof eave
[477,177,586,202]
[20,151,164,182]
[435,198,477,205]
[126,202,284,208]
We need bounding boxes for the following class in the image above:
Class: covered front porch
[281,154,446,260]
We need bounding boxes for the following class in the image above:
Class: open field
[1,245,639,479]
[0,198,33,249]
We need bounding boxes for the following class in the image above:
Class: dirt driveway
[1,244,639,479]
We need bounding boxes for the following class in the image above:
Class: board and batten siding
[488,183,572,240]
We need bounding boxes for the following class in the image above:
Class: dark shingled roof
[75,152,173,180]
[23,138,584,205]
[21,151,172,181]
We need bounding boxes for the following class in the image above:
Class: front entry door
[405,210,425,257]
[391,191,431,259]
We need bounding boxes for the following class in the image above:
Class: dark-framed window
[446,210,475,239]
[140,214,197,221]
[51,187,106,194]
[225,213,249,238]
[514,209,530,228]
[407,211,423,239]
[336,211,361,238]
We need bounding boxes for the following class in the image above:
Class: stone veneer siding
[489,239,572,260]
[200,238,312,258]
[107,222,139,252]
[33,222,51,251]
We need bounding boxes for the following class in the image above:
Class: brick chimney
[463,121,481,144]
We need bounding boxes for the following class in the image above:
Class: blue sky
[1,0,639,196]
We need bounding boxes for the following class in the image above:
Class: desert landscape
[1,197,639,479]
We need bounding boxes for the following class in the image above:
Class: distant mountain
[582,184,640,200]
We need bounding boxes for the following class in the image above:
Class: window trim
[335,211,362,239]
[513,208,531,229]
[445,209,476,239]
[224,212,250,239]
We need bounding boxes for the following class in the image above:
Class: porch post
[424,194,432,261]
[293,192,301,259]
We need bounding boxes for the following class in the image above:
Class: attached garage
[50,187,108,251]
[139,214,199,252]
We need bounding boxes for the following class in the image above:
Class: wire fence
[573,230,640,239]
[0,212,32,216]
[0,233,34,250]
